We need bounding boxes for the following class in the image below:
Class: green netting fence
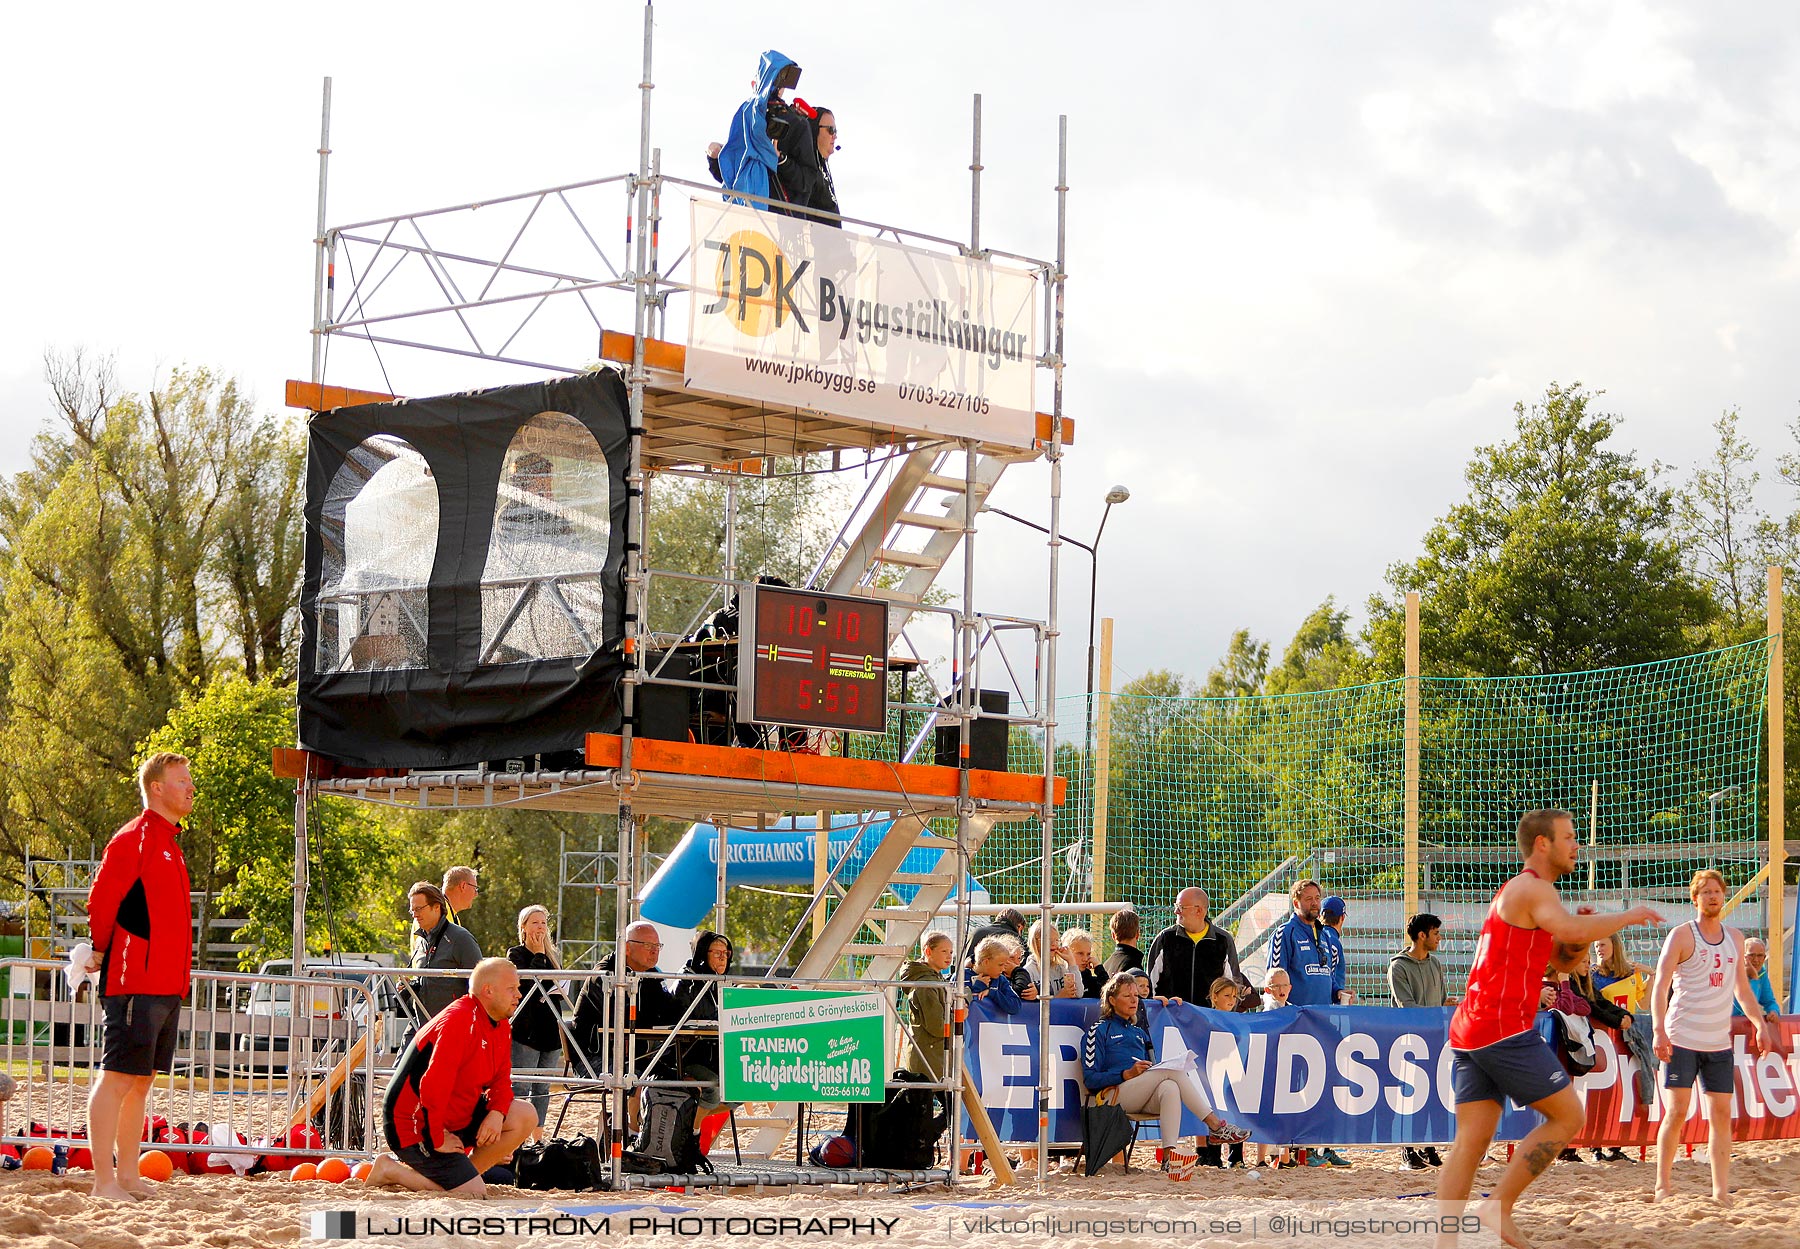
[850,638,1775,996]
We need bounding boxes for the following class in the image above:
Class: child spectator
[1063,929,1107,997]
[1199,977,1245,1169]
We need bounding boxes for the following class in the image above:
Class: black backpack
[515,1134,604,1191]
[848,1072,948,1169]
[631,1086,713,1175]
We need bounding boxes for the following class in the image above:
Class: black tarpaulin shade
[298,370,631,769]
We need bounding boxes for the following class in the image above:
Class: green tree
[1201,630,1268,697]
[0,356,305,899]
[1368,382,1714,676]
[1675,408,1763,637]
[140,674,406,967]
[1266,598,1370,694]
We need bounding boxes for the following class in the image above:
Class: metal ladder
[730,811,997,1160]
[810,444,1038,643]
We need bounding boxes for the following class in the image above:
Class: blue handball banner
[964,999,1544,1146]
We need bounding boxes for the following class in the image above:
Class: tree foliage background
[2,361,1797,971]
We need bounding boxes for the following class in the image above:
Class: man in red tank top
[1437,810,1662,1248]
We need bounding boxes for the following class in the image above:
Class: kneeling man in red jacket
[371,957,538,1196]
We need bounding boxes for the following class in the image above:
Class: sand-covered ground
[7,1139,1800,1249]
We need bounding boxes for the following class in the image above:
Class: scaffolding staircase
[813,445,1038,642]
[729,809,997,1159]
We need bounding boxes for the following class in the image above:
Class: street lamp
[982,484,1131,750]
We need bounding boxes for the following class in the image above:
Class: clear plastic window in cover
[479,412,611,665]
[315,436,439,673]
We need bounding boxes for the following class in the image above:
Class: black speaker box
[636,650,696,743]
[934,690,1010,771]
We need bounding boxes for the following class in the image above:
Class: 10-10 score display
[738,586,889,734]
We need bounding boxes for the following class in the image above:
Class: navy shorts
[396,1093,488,1190]
[1662,1046,1733,1094]
[100,994,182,1076]
[1452,1030,1570,1107]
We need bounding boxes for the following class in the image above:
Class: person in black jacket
[408,883,482,1022]
[675,931,735,1113]
[783,101,840,222]
[1569,947,1638,1163]
[507,905,567,1137]
[1145,888,1254,1007]
[1102,910,1146,977]
[571,922,679,1080]
[962,908,1027,967]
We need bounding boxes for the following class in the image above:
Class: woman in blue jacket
[1083,972,1251,1177]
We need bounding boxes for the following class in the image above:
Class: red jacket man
[82,752,196,1202]
[88,807,193,998]
[371,958,538,1196]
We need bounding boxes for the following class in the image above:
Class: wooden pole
[1091,617,1115,904]
[1404,592,1421,917]
[1769,567,1787,1004]
[959,1068,1017,1186]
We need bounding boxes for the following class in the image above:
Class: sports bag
[849,1071,947,1169]
[631,1086,712,1175]
[515,1134,604,1191]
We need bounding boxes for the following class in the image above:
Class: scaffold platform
[286,735,1062,823]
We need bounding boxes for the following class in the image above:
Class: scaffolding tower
[284,3,1072,1186]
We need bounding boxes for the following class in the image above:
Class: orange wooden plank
[600,330,688,373]
[270,748,405,781]
[1035,412,1075,445]
[601,332,1073,448]
[583,733,1062,805]
[272,748,309,780]
[286,380,399,411]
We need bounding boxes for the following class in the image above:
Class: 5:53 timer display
[737,585,889,734]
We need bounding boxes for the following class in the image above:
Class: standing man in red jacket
[83,752,195,1201]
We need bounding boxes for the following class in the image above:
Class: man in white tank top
[1649,868,1782,1205]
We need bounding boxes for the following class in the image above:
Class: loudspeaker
[636,650,696,743]
[934,690,1009,771]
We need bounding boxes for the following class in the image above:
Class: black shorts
[100,994,182,1076]
[396,1094,488,1190]
[1452,1030,1570,1107]
[1662,1046,1734,1094]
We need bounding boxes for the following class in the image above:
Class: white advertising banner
[685,200,1039,447]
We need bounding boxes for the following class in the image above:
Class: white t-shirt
[1663,920,1741,1053]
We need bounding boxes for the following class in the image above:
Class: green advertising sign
[720,987,886,1103]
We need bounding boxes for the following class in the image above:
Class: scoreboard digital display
[738,585,890,734]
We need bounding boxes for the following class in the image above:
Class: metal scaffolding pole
[295,75,333,966]
[309,77,333,389]
[1035,113,1069,1193]
[608,0,657,1187]
[948,92,983,1181]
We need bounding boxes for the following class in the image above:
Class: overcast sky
[5,2,1798,705]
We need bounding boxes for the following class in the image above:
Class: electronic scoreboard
[737,584,889,735]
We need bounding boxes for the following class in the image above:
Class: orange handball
[289,1162,318,1182]
[351,1160,373,1182]
[22,1146,55,1171]
[137,1150,174,1182]
[316,1158,351,1184]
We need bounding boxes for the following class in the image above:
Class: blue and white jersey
[1267,913,1337,1006]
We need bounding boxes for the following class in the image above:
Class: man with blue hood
[718,51,802,209]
